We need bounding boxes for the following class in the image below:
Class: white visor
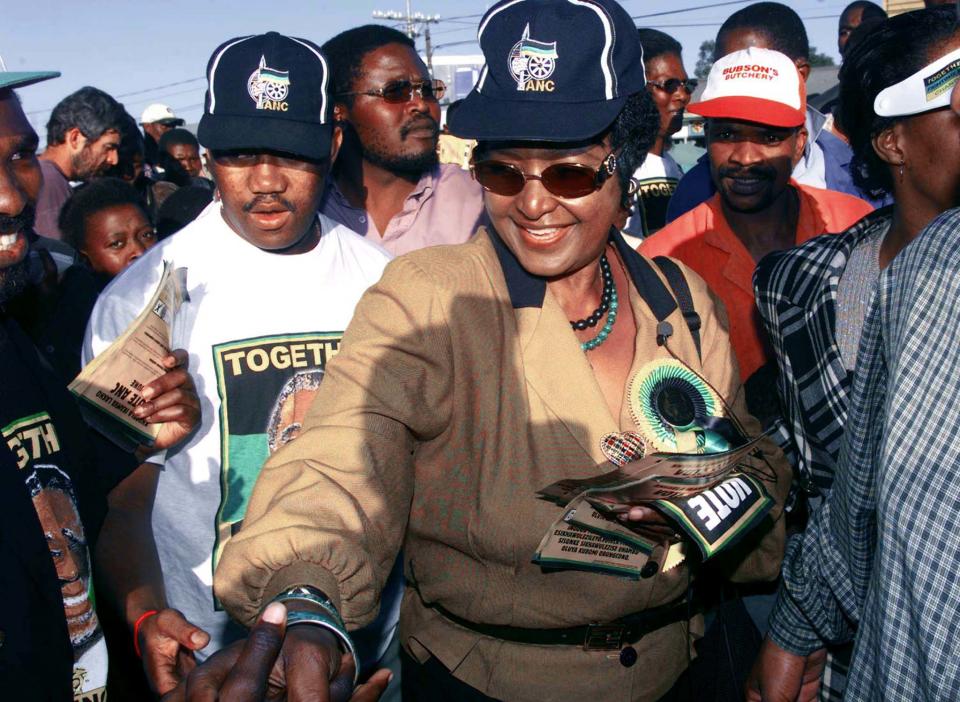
[875,47,960,117]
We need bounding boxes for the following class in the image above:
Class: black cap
[198,32,333,160]
[450,0,646,142]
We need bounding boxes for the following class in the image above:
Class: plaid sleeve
[769,534,830,655]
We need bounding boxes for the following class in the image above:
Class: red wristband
[133,609,160,658]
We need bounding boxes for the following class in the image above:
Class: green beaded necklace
[573,254,618,352]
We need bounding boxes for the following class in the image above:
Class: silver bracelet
[285,610,359,688]
[270,586,358,687]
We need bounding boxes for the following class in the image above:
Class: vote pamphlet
[533,432,775,578]
[69,261,188,451]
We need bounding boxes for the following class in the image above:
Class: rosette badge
[627,360,728,454]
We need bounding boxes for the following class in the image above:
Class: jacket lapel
[485,228,615,464]
[517,294,615,465]
[704,227,755,297]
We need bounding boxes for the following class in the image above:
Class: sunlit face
[0,91,41,302]
[71,129,120,180]
[645,53,692,139]
[707,118,805,213]
[80,203,156,278]
[33,487,98,654]
[167,142,202,178]
[341,43,440,174]
[209,133,341,254]
[480,139,622,279]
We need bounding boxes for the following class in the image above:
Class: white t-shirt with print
[84,203,399,667]
[622,151,684,247]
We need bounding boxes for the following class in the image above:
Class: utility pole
[423,26,433,73]
[371,5,441,70]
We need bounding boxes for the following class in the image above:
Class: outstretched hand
[139,607,211,697]
[162,602,393,702]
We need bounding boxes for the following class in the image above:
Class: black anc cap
[450,0,647,142]
[198,32,333,161]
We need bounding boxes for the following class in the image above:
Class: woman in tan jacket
[214,1,792,700]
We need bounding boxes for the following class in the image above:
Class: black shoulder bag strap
[652,256,702,361]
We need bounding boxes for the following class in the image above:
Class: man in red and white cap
[641,47,872,422]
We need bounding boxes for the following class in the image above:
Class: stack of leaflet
[533,429,776,579]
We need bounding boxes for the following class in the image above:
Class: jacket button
[619,645,637,667]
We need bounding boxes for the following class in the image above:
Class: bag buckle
[583,624,624,651]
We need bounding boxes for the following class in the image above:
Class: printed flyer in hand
[69,262,188,450]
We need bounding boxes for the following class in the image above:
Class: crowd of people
[3,0,960,700]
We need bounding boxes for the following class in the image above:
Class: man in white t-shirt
[86,32,396,700]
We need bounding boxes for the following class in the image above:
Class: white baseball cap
[875,46,960,118]
[688,47,806,128]
[140,103,185,126]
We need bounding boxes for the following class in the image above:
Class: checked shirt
[754,207,893,495]
[755,208,892,701]
[769,207,960,700]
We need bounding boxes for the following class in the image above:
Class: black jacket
[0,315,135,699]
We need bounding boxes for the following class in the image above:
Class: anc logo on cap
[247,55,290,112]
[508,24,558,93]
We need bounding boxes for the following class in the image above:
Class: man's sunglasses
[647,78,698,95]
[339,79,446,104]
[470,152,618,198]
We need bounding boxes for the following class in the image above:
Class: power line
[113,76,204,100]
[430,25,478,37]
[648,14,844,28]
[434,12,483,22]
[631,0,753,20]
[432,39,480,51]
[121,85,207,108]
[432,10,844,51]
[26,76,205,116]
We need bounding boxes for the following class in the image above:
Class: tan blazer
[215,229,790,702]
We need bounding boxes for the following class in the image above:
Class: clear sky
[3,0,873,140]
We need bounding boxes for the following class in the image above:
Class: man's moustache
[718,167,776,181]
[400,118,439,139]
[0,204,36,235]
[242,196,296,213]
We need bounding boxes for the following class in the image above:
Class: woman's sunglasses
[470,152,618,198]
[647,78,698,95]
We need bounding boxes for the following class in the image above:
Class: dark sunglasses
[340,79,446,104]
[471,152,618,198]
[647,78,698,95]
